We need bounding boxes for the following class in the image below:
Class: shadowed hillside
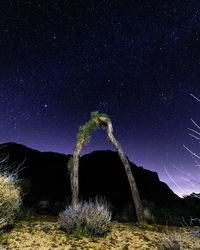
[0,142,185,220]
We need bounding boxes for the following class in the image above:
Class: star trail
[0,1,200,196]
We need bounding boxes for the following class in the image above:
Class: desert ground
[0,215,200,250]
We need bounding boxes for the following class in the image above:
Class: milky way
[0,1,200,196]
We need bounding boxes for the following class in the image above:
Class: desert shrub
[144,208,156,224]
[157,231,200,250]
[157,233,182,250]
[0,173,21,230]
[58,198,111,236]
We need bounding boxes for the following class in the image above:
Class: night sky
[0,1,200,197]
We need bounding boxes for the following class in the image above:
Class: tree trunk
[71,150,80,207]
[71,141,84,207]
[106,121,145,223]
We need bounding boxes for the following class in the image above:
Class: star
[0,1,199,198]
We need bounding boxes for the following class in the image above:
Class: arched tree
[69,111,145,224]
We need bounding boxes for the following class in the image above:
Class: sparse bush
[58,198,111,236]
[157,231,200,250]
[0,173,21,230]
[158,233,182,250]
[144,208,156,224]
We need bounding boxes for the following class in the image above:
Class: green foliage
[77,122,96,145]
[71,224,91,237]
[77,111,110,146]
[90,111,100,120]
[90,111,109,121]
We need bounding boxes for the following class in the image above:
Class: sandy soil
[0,216,200,250]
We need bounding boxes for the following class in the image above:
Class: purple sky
[1,1,200,197]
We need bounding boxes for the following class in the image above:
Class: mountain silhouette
[0,142,183,218]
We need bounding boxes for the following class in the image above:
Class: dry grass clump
[157,232,182,250]
[157,230,200,250]
[58,198,111,236]
[0,173,21,230]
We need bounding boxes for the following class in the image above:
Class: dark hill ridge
[0,142,182,215]
[79,151,181,207]
[0,142,71,205]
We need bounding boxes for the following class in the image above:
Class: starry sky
[0,0,200,196]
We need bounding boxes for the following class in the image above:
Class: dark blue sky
[0,0,200,196]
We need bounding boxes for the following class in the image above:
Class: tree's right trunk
[106,121,145,224]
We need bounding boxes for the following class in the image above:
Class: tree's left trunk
[71,149,80,206]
